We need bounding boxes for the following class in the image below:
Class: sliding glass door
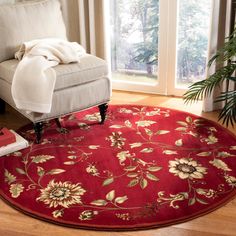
[108,0,212,96]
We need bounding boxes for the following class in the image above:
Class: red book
[0,128,16,147]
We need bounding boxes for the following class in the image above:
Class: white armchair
[0,0,111,143]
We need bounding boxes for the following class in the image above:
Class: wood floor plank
[0,91,235,236]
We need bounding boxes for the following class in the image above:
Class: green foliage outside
[110,0,159,75]
[177,0,211,85]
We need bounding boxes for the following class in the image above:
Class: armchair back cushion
[0,0,67,63]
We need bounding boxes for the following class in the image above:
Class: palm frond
[208,28,236,67]
[183,63,236,104]
[228,76,236,82]
[215,90,236,127]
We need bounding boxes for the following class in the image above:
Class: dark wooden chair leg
[33,122,44,144]
[98,103,108,124]
[0,98,6,114]
[55,118,62,129]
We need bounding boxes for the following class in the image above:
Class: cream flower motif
[196,188,216,198]
[37,180,86,208]
[10,183,24,198]
[118,108,133,114]
[224,175,236,187]
[202,135,218,145]
[116,151,134,165]
[52,209,64,218]
[78,122,90,130]
[84,112,101,122]
[86,164,99,176]
[208,127,217,132]
[107,132,126,149]
[79,210,98,220]
[169,158,207,179]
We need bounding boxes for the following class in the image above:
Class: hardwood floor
[0,90,235,236]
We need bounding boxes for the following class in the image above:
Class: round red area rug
[1,105,236,231]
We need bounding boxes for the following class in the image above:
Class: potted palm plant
[184,28,236,127]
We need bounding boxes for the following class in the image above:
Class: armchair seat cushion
[0,54,108,91]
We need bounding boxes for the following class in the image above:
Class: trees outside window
[110,0,159,80]
[176,0,211,87]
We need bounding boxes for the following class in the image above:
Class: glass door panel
[110,0,163,93]
[176,0,212,88]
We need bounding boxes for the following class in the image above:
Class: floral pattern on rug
[1,105,236,230]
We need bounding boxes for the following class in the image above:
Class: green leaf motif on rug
[102,177,114,186]
[31,155,55,163]
[4,169,16,184]
[210,159,232,171]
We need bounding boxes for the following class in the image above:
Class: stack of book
[0,128,29,157]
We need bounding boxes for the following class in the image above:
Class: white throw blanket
[11,38,86,113]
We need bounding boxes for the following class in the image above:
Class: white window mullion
[157,0,172,95]
[166,0,179,96]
